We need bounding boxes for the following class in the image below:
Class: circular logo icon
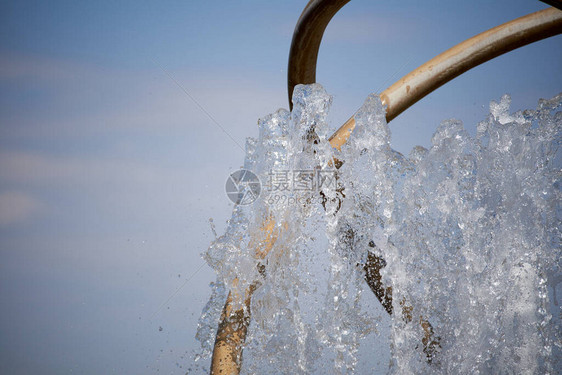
[225,169,261,205]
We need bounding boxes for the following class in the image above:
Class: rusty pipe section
[209,287,254,375]
[209,216,278,375]
[328,7,562,149]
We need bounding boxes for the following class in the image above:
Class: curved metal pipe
[288,4,562,127]
[211,4,562,375]
[328,7,562,149]
[380,6,562,124]
[287,0,351,110]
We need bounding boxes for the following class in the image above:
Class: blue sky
[0,1,560,374]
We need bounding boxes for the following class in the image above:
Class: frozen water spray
[195,2,562,374]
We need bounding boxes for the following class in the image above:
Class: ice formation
[196,84,561,374]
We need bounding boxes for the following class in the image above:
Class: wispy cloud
[0,53,94,82]
[0,53,285,143]
[0,150,224,210]
[0,191,42,226]
[0,53,289,244]
[322,14,422,44]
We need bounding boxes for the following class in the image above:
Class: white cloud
[0,151,167,187]
[0,53,288,165]
[0,191,42,226]
[322,14,420,44]
[0,53,96,82]
[0,52,288,212]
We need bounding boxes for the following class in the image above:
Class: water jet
[200,2,562,374]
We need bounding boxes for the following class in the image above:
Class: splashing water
[196,84,561,374]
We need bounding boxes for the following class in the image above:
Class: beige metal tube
[210,7,562,375]
[329,7,562,149]
[210,286,254,375]
[382,7,562,123]
[209,216,278,375]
